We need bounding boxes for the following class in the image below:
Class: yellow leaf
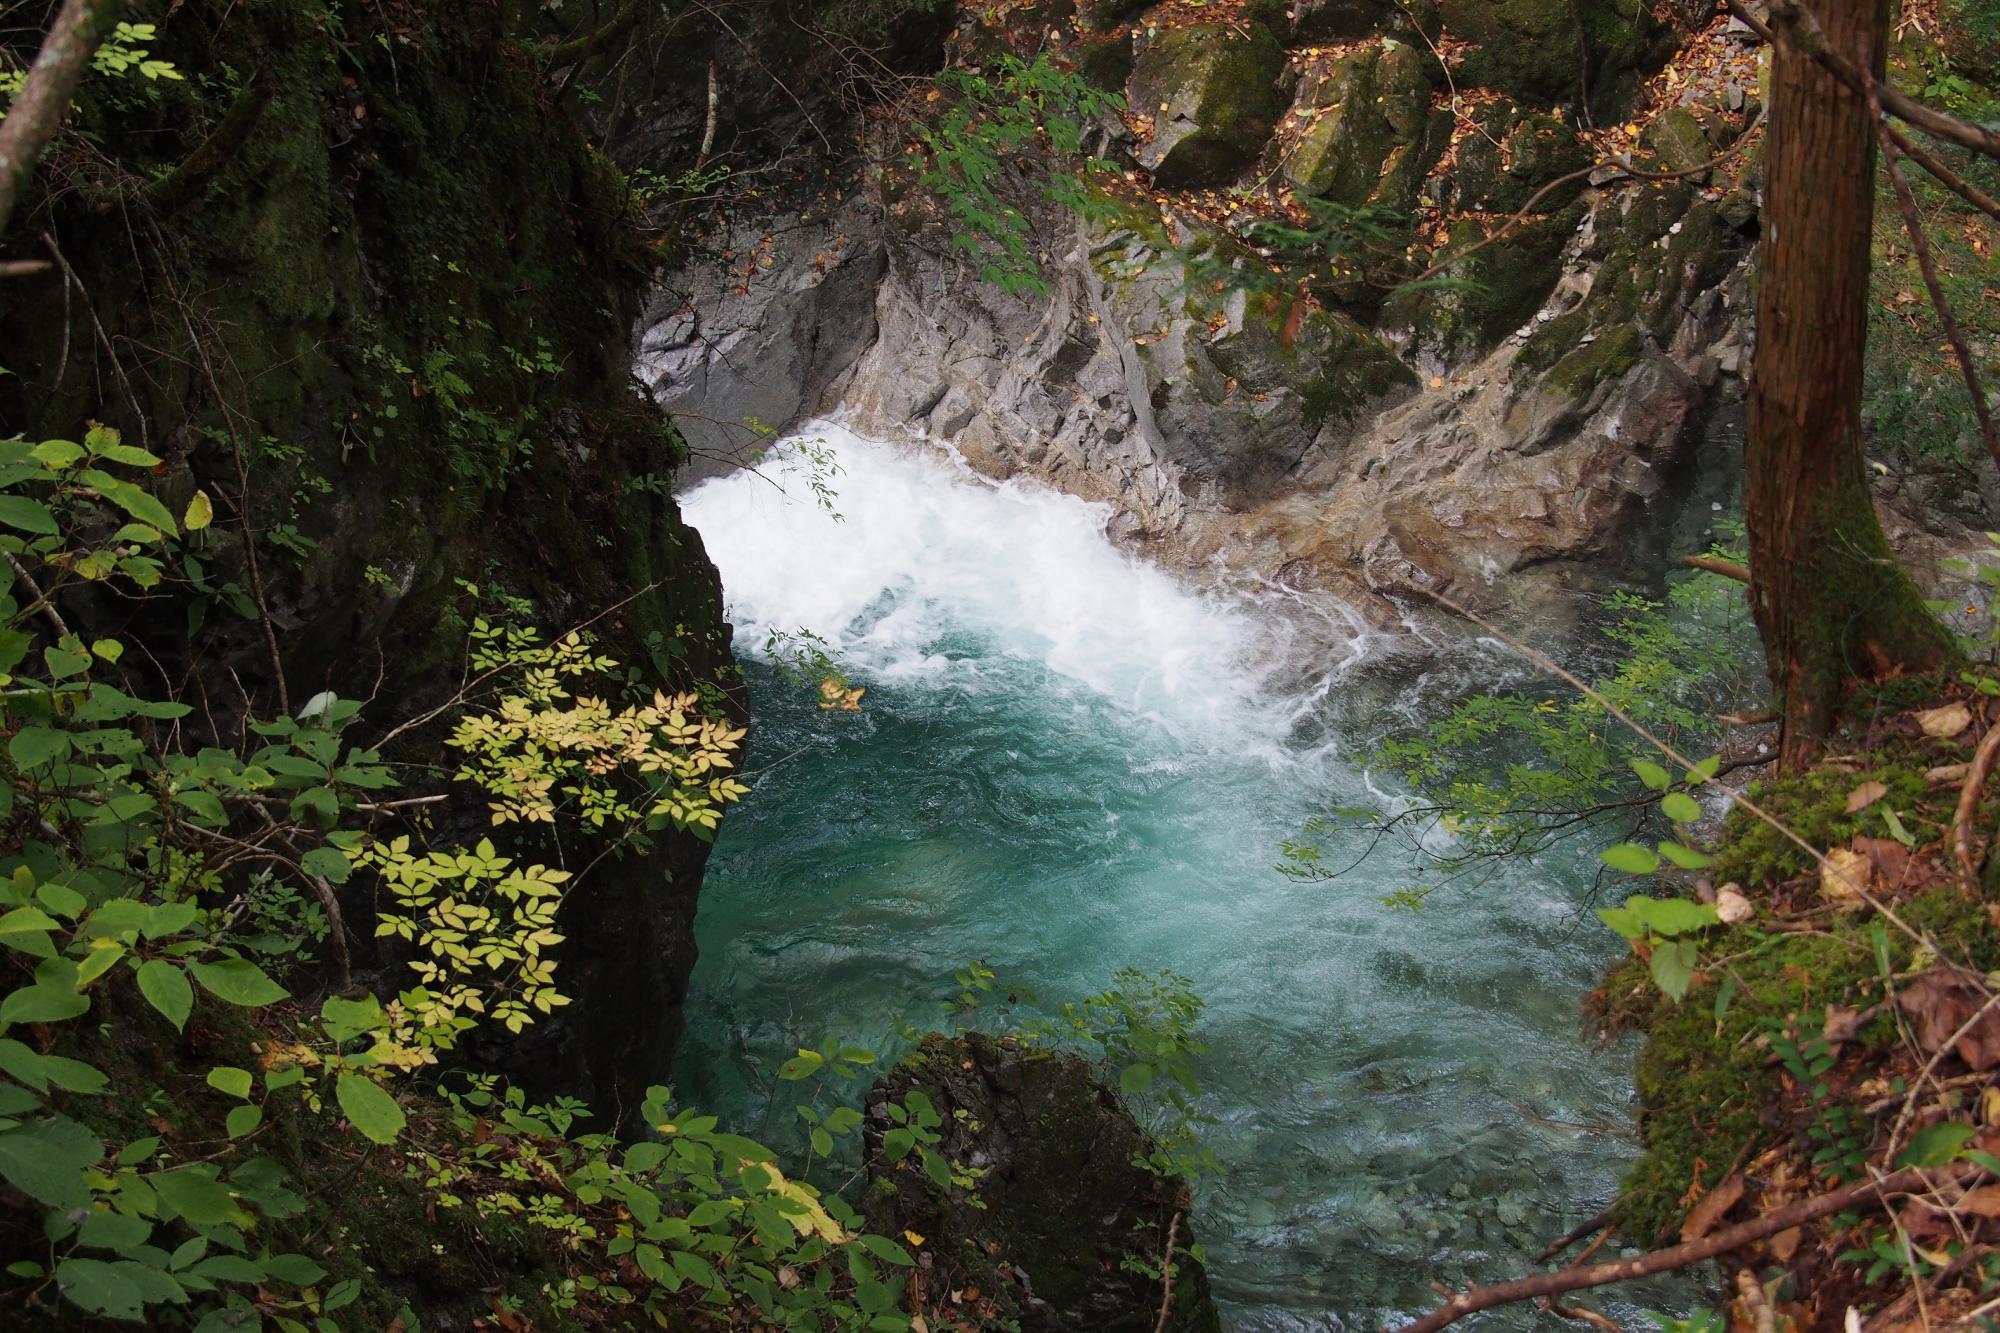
[183,489,214,531]
[903,1229,926,1247]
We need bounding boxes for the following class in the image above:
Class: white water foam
[683,423,1292,743]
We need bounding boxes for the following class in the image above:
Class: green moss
[1542,323,1643,401]
[1130,22,1285,186]
[1711,761,1932,887]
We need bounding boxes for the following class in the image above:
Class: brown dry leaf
[1820,846,1873,908]
[1855,835,1912,889]
[1822,1003,1878,1046]
[1768,1225,1802,1263]
[1916,702,1973,739]
[1844,780,1889,813]
[1928,762,1971,785]
[1897,970,2000,1071]
[1963,1186,2000,1218]
[1680,1171,1745,1241]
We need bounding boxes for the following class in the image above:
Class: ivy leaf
[334,1073,405,1145]
[137,960,193,1031]
[188,958,286,1007]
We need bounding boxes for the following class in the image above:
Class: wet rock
[1130,22,1285,186]
[865,1032,1222,1333]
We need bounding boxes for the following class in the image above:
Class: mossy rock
[1081,0,1156,30]
[1439,0,1664,112]
[1285,49,1397,205]
[1641,106,1715,175]
[864,1033,1222,1333]
[1131,22,1286,186]
[1387,204,1584,363]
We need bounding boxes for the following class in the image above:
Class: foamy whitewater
[678,424,1691,1329]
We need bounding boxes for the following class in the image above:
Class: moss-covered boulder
[1286,49,1397,204]
[1081,0,1156,30]
[865,1033,1222,1333]
[1385,205,1583,364]
[1130,22,1285,186]
[1438,0,1665,111]
[1641,105,1715,174]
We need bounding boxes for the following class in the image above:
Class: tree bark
[0,0,122,239]
[1745,0,1957,771]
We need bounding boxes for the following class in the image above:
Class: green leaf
[206,1066,253,1100]
[777,1048,824,1080]
[152,1166,242,1226]
[300,847,352,884]
[1658,840,1715,871]
[1882,806,1917,848]
[56,1257,145,1320]
[36,882,86,919]
[0,494,57,534]
[1660,792,1702,823]
[225,1104,262,1139]
[858,1234,915,1267]
[0,905,60,937]
[1630,895,1721,937]
[0,1118,98,1207]
[261,1253,326,1285]
[89,440,161,469]
[41,1054,108,1093]
[189,958,286,1007]
[76,468,177,537]
[137,961,193,1031]
[1649,937,1698,1002]
[0,981,91,1027]
[335,1073,405,1144]
[8,726,70,769]
[1118,1062,1155,1096]
[1685,754,1722,783]
[920,1145,951,1190]
[78,1208,153,1253]
[30,439,85,469]
[623,1141,669,1174]
[1601,843,1661,875]
[1896,1121,1978,1168]
[1630,759,1671,791]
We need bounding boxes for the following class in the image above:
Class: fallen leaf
[1716,885,1754,924]
[1680,1171,1745,1241]
[1898,969,2000,1071]
[1855,835,1912,888]
[1927,763,1971,785]
[1820,845,1873,908]
[1768,1225,1802,1262]
[1915,702,1973,739]
[1961,1185,2000,1218]
[1845,780,1889,813]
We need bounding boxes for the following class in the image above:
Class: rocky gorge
[644,0,1770,620]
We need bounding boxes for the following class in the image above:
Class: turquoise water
[678,426,1680,1330]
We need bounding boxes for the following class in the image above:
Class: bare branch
[1393,1167,1929,1333]
[0,0,122,237]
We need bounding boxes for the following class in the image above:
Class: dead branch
[0,258,52,278]
[696,56,719,169]
[0,0,123,237]
[1683,554,1751,583]
[1537,1211,1616,1264]
[1955,716,2000,897]
[1392,1167,1928,1333]
[1875,109,2000,475]
[1152,1211,1182,1333]
[1886,123,2000,224]
[143,63,275,215]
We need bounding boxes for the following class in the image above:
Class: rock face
[1130,22,1286,186]
[648,0,1764,613]
[865,1033,1222,1333]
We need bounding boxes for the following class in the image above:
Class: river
[677,422,1689,1330]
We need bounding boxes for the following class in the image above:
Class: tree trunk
[1745,0,1957,771]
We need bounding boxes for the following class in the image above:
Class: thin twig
[1683,554,1751,583]
[1875,107,2000,476]
[1885,123,2000,224]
